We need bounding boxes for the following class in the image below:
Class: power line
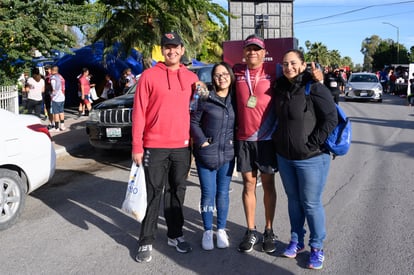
[295,0,414,25]
[296,9,414,28]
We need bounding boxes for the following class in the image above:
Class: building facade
[228,0,294,41]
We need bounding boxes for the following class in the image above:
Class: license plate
[360,92,368,96]
[106,128,122,137]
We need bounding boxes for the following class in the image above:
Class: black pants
[27,99,43,117]
[139,147,191,246]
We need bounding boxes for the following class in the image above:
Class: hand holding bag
[121,162,147,222]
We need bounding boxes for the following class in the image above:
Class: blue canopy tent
[56,42,144,106]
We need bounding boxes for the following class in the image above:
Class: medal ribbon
[245,65,263,96]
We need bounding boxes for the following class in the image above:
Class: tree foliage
[94,0,229,65]
[302,40,354,70]
[362,34,409,71]
[0,0,96,85]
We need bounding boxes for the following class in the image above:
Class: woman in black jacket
[272,50,337,270]
[190,62,236,251]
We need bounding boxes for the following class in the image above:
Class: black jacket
[272,71,338,160]
[190,90,236,169]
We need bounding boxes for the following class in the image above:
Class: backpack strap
[305,81,312,96]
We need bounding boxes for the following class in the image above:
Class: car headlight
[373,85,383,94]
[88,109,100,122]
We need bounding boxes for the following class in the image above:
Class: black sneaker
[167,236,192,253]
[238,229,258,253]
[135,244,152,263]
[262,228,277,253]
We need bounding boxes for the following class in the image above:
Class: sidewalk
[43,109,90,158]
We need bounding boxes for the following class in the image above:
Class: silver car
[344,73,383,102]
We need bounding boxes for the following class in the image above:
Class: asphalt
[43,108,90,158]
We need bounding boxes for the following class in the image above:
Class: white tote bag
[121,162,147,222]
[90,87,99,100]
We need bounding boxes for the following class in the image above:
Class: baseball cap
[161,32,183,47]
[244,34,265,49]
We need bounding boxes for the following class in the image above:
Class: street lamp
[382,22,400,64]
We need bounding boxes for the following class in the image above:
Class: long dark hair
[211,62,235,94]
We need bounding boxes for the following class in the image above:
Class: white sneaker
[202,230,214,250]
[216,229,229,249]
[60,125,66,131]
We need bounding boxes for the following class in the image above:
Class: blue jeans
[277,153,331,249]
[196,160,235,230]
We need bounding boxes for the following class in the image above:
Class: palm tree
[329,50,342,68]
[308,42,329,65]
[94,0,228,65]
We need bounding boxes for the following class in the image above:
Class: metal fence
[0,85,19,114]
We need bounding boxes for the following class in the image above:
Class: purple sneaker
[282,241,305,258]
[307,248,325,270]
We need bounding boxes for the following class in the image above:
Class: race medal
[247,95,257,108]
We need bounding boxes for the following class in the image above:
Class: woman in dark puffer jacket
[190,62,236,251]
[272,49,337,270]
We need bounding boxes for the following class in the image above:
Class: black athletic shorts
[236,140,278,174]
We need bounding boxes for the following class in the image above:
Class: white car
[0,109,56,230]
[344,72,383,102]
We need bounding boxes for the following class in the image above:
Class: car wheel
[378,99,383,103]
[0,169,27,230]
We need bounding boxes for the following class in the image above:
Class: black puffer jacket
[272,71,338,160]
[190,91,236,169]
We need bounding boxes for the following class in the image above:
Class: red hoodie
[132,62,199,154]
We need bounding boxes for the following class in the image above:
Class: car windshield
[190,65,214,85]
[350,74,378,83]
[197,67,213,84]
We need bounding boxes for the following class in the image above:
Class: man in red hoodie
[132,32,199,263]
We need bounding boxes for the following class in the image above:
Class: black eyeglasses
[213,72,230,80]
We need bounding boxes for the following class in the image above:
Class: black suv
[85,84,136,150]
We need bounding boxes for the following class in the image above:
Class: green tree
[361,35,381,72]
[304,41,330,64]
[0,0,96,85]
[328,49,341,68]
[409,46,414,63]
[371,39,409,71]
[341,56,353,69]
[94,0,229,66]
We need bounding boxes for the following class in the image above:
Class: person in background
[43,66,54,128]
[190,62,236,250]
[120,68,136,94]
[50,65,66,132]
[25,68,45,117]
[408,78,414,107]
[379,67,389,93]
[101,74,114,100]
[323,66,340,104]
[79,67,93,116]
[272,49,338,270]
[388,69,396,95]
[131,32,199,263]
[18,71,30,109]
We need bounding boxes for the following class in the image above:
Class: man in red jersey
[131,32,199,263]
[233,34,279,254]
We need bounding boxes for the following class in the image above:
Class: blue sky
[214,0,414,65]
